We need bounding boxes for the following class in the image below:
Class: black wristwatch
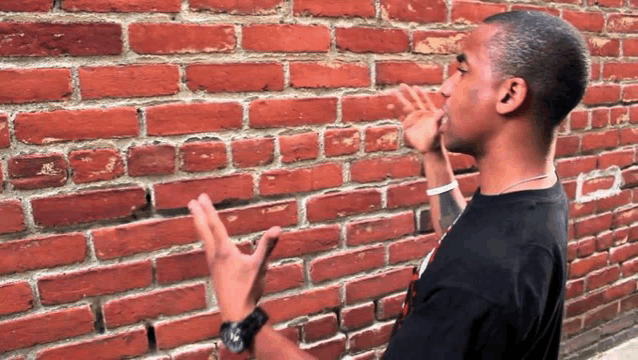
[220,307,269,353]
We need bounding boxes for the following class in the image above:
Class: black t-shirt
[384,171,569,359]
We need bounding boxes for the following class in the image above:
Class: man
[187,10,590,359]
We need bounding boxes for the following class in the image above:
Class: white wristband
[426,179,458,196]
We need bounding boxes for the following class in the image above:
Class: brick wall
[0,1,636,359]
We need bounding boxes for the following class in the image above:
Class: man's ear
[495,77,529,116]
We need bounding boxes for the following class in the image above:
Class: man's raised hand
[188,193,281,322]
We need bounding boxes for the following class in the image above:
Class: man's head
[439,10,590,158]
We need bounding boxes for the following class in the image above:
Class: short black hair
[483,11,591,139]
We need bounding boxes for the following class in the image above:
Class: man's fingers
[417,87,437,113]
[188,200,216,261]
[198,193,235,257]
[394,90,414,113]
[403,84,426,111]
[253,226,281,267]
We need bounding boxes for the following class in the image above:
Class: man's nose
[440,73,454,99]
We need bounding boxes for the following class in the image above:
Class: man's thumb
[254,226,281,265]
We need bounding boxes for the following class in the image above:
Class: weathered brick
[310,245,385,283]
[280,132,319,163]
[243,25,330,52]
[127,144,176,176]
[389,233,438,264]
[607,14,638,33]
[378,292,405,320]
[129,23,235,54]
[269,225,340,260]
[387,179,429,208]
[146,102,242,136]
[324,128,360,156]
[341,302,374,331]
[0,281,33,316]
[156,249,208,284]
[186,62,284,93]
[348,323,393,353]
[190,0,282,14]
[294,0,374,18]
[0,0,52,12]
[380,0,446,23]
[103,283,207,328]
[452,1,506,24]
[0,234,86,275]
[180,141,227,172]
[232,137,275,168]
[62,0,181,12]
[0,306,94,352]
[38,260,152,305]
[351,155,421,183]
[307,189,382,222]
[155,174,253,210]
[265,261,305,295]
[345,267,413,304]
[570,252,609,279]
[336,27,408,53]
[69,148,125,183]
[303,313,338,343]
[0,114,9,148]
[259,163,342,196]
[9,153,68,190]
[155,311,222,350]
[303,335,346,359]
[413,30,466,54]
[0,22,122,56]
[290,61,370,88]
[604,62,638,82]
[36,328,148,360]
[563,10,605,32]
[347,212,415,246]
[0,68,71,104]
[15,107,138,144]
[79,64,179,99]
[365,126,399,152]
[250,98,337,128]
[587,37,620,57]
[31,187,147,228]
[216,200,298,236]
[262,285,340,323]
[376,61,443,85]
[0,200,25,235]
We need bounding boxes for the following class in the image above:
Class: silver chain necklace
[497,173,550,195]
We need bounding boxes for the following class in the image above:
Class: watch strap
[241,307,269,349]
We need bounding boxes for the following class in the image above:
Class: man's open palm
[188,194,281,322]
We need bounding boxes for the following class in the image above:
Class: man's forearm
[423,148,467,239]
[253,324,317,360]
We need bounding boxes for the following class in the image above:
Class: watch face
[222,323,245,353]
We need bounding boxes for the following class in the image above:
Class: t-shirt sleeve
[383,287,508,360]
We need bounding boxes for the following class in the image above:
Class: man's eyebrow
[456,53,468,65]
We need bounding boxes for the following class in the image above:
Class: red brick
[588,0,623,6]
[341,302,374,330]
[294,0,374,18]
[364,126,399,152]
[584,302,619,329]
[156,249,207,284]
[587,37,620,57]
[280,132,319,163]
[93,216,199,260]
[180,141,227,173]
[563,10,605,32]
[250,98,337,128]
[598,149,635,169]
[376,61,443,85]
[351,351,376,360]
[574,213,614,238]
[190,0,282,14]
[303,335,346,359]
[586,266,621,291]
[342,94,398,123]
[556,156,597,179]
[15,107,138,144]
[566,290,605,317]
[154,174,253,210]
[380,0,446,23]
[555,135,579,158]
[622,257,638,276]
[348,323,394,353]
[0,305,94,352]
[38,260,152,305]
[591,108,610,128]
[231,138,275,168]
[611,107,629,125]
[0,282,33,316]
[155,311,222,350]
[0,233,86,275]
[625,128,638,145]
[597,191,633,214]
[583,129,621,152]
[269,225,340,260]
[582,176,615,196]
[591,62,601,80]
[0,22,122,56]
[610,242,638,264]
[8,153,67,190]
[510,4,561,16]
[607,280,636,303]
[413,30,466,55]
[387,179,429,208]
[32,187,147,228]
[146,102,242,136]
[173,344,217,360]
[613,205,638,228]
[351,155,421,183]
[570,252,609,279]
[347,212,415,246]
[103,283,206,328]
[127,144,175,176]
[0,200,25,235]
[623,84,638,102]
[389,233,438,264]
[259,163,342,196]
[69,148,124,183]
[571,201,596,219]
[597,231,615,251]
[336,27,408,53]
[346,267,413,304]
[604,62,638,82]
[79,64,179,100]
[36,328,148,360]
[607,14,638,33]
[212,200,298,236]
[582,85,621,105]
[624,39,638,56]
[265,262,305,295]
[303,313,338,342]
[307,189,382,223]
[0,68,71,104]
[187,63,284,93]
[243,25,330,52]
[324,128,360,156]
[262,285,340,323]
[0,114,8,148]
[621,293,638,313]
[566,279,585,300]
[0,0,52,12]
[62,0,181,12]
[290,61,370,89]
[310,245,385,283]
[129,23,235,54]
[569,110,589,130]
[452,1,506,24]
